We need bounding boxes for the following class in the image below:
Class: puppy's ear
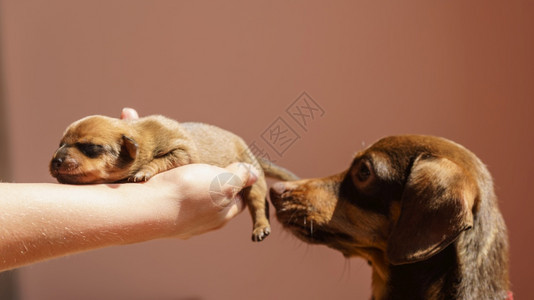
[120,135,138,161]
[387,154,475,265]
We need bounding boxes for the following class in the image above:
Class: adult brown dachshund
[270,135,511,300]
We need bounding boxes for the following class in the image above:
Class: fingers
[120,107,140,120]
[219,163,259,218]
[209,163,258,216]
[222,194,245,220]
[224,163,259,188]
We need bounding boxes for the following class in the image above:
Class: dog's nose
[270,181,297,206]
[271,181,296,195]
[51,157,63,169]
[271,182,287,195]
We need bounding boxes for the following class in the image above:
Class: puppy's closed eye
[76,143,105,158]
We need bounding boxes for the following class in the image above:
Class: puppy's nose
[51,157,63,169]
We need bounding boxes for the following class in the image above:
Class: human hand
[146,162,258,239]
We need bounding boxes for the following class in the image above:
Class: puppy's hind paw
[251,226,271,242]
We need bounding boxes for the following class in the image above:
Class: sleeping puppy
[50,114,299,242]
[270,135,510,299]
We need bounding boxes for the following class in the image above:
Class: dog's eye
[76,143,104,158]
[356,161,372,182]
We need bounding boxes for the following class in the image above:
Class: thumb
[120,107,140,120]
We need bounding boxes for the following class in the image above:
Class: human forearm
[0,181,178,271]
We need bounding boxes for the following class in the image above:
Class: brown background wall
[1,1,533,299]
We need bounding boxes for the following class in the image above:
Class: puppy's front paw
[252,225,271,242]
[129,170,154,182]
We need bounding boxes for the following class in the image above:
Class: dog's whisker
[287,210,299,225]
[339,258,353,283]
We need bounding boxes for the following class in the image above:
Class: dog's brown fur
[50,115,299,242]
[270,135,509,299]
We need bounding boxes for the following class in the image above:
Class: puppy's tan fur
[50,115,298,242]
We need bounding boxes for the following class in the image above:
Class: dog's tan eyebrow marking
[369,153,394,181]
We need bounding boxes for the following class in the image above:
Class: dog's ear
[387,154,475,265]
[120,135,138,161]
